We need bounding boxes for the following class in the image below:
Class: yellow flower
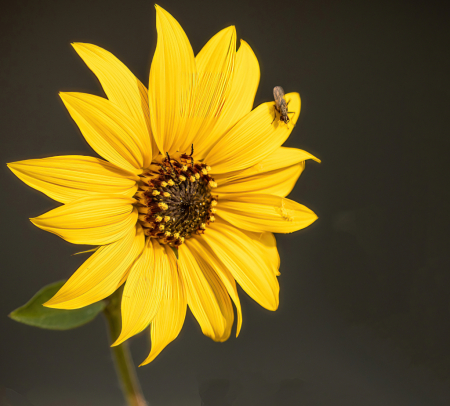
[8,6,319,365]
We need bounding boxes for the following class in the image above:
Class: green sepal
[9,280,105,330]
[170,246,179,259]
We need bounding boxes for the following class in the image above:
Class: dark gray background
[1,0,450,405]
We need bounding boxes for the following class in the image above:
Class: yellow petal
[73,247,100,255]
[113,238,169,346]
[205,93,301,174]
[261,232,280,275]
[8,156,138,204]
[215,146,320,197]
[245,229,280,276]
[30,195,138,245]
[216,147,319,184]
[216,163,303,197]
[216,194,317,233]
[60,92,146,174]
[148,6,197,155]
[72,43,154,165]
[186,237,242,336]
[141,245,187,365]
[44,225,145,309]
[200,220,279,311]
[178,243,233,342]
[195,40,260,159]
[185,26,236,155]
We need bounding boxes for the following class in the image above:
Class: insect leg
[287,111,296,127]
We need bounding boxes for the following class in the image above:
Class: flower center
[135,151,217,247]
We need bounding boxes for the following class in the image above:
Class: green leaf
[9,280,106,330]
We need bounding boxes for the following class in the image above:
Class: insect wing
[273,86,285,109]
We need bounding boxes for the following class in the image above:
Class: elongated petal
[30,195,138,245]
[148,6,197,155]
[200,220,279,310]
[44,225,145,309]
[186,237,242,336]
[60,92,145,174]
[8,156,137,204]
[215,147,320,196]
[185,27,236,155]
[72,43,153,165]
[113,238,169,346]
[217,163,303,197]
[178,244,233,342]
[216,194,317,233]
[195,40,260,159]
[245,230,280,276]
[205,93,301,174]
[141,245,187,365]
[237,147,321,173]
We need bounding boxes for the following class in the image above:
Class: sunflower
[8,5,319,365]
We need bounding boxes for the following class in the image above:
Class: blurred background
[1,0,450,405]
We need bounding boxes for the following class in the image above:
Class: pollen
[134,148,217,247]
[279,199,294,222]
[158,202,168,210]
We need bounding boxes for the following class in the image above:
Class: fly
[272,86,295,127]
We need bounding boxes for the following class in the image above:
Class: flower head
[8,5,319,365]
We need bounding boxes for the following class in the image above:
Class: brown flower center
[135,151,217,247]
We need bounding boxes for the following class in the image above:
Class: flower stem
[104,286,147,406]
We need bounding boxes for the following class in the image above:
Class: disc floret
[135,150,217,247]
